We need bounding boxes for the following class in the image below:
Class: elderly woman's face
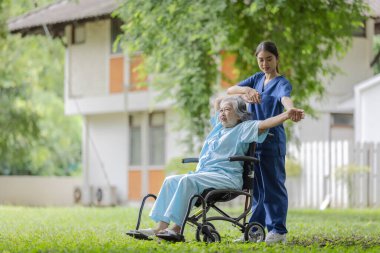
[219,101,240,128]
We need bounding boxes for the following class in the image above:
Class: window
[129,115,142,165]
[111,18,123,54]
[149,112,165,165]
[352,21,366,38]
[331,113,353,127]
[72,24,85,44]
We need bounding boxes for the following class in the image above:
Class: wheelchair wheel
[202,228,221,243]
[195,222,216,241]
[244,222,265,242]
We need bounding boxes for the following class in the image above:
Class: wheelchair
[127,142,266,243]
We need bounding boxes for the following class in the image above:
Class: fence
[287,141,380,208]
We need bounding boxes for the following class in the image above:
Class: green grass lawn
[0,206,379,252]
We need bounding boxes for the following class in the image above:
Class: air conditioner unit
[74,185,93,206]
[92,185,117,206]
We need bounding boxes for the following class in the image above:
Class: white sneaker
[233,235,245,243]
[265,231,286,245]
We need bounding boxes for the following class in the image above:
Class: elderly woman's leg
[148,174,185,233]
[163,172,241,230]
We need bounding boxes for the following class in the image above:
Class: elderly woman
[128,96,304,240]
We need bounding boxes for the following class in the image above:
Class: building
[7,0,380,206]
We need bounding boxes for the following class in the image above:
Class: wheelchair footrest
[126,230,154,241]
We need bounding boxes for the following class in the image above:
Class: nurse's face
[219,102,240,128]
[256,50,278,75]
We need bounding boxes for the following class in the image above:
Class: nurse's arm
[258,108,304,134]
[281,96,294,110]
[281,96,304,122]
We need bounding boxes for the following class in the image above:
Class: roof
[7,0,380,37]
[8,0,119,37]
[368,0,380,17]
[354,73,380,93]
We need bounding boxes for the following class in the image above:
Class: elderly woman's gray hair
[221,96,252,122]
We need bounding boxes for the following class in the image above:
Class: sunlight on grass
[0,206,379,252]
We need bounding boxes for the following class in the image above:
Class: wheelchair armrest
[182,158,199,163]
[228,156,258,163]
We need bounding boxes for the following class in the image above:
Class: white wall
[68,20,109,98]
[355,77,380,142]
[0,176,81,206]
[84,113,128,204]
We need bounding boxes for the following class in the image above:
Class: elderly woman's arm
[258,108,304,134]
[214,97,223,111]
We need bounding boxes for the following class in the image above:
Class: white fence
[287,141,380,208]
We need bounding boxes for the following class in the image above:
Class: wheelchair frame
[131,142,266,243]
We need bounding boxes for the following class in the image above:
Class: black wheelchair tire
[195,222,216,241]
[202,228,221,243]
[244,222,266,242]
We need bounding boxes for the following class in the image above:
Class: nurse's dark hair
[221,96,251,123]
[255,41,279,73]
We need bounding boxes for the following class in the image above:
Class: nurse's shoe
[265,231,286,245]
[233,235,245,243]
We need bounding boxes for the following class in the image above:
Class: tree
[0,0,82,175]
[115,0,368,148]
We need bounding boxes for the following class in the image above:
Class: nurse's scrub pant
[249,154,288,234]
[149,172,240,226]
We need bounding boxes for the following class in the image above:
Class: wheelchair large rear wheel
[195,222,216,241]
[202,228,221,243]
[244,222,265,242]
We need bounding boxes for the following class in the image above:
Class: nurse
[227,41,304,244]
[127,96,304,241]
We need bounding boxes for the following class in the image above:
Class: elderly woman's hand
[241,87,261,104]
[286,108,305,122]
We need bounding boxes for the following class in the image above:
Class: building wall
[84,113,128,204]
[68,20,109,98]
[0,176,81,206]
[355,76,380,143]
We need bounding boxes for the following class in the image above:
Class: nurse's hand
[241,87,261,104]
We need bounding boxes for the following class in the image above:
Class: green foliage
[0,207,380,252]
[335,164,370,207]
[115,0,368,146]
[373,35,380,74]
[0,1,82,175]
[285,156,302,177]
[164,157,197,176]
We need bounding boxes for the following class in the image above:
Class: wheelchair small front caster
[202,228,221,243]
[244,222,265,242]
[195,222,216,241]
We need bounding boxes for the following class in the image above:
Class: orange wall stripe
[128,170,142,200]
[109,56,124,93]
[221,52,238,88]
[148,170,165,195]
[130,55,148,91]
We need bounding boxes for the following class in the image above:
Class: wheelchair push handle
[228,156,259,163]
[182,158,199,163]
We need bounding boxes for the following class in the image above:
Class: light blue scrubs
[238,72,292,234]
[149,114,268,226]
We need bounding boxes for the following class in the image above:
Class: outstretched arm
[258,108,305,134]
[281,96,303,122]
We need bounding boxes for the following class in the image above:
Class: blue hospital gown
[149,113,268,226]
